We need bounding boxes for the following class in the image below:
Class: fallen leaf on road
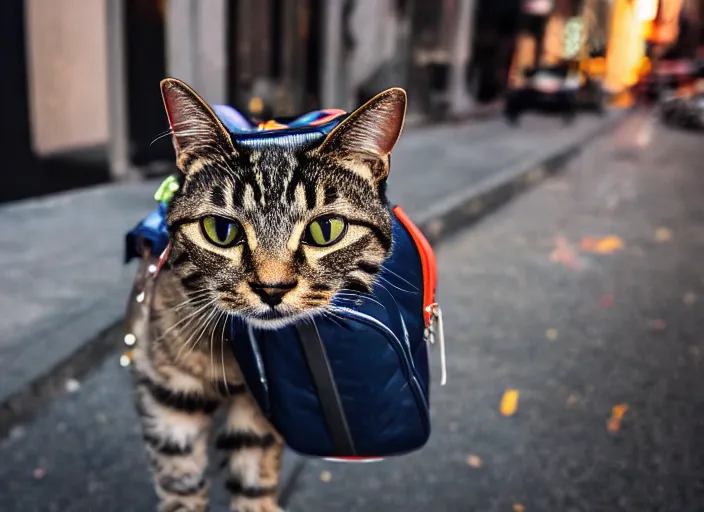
[654,227,673,243]
[513,504,526,512]
[550,235,582,270]
[600,295,614,308]
[500,389,520,417]
[566,393,580,407]
[545,328,558,341]
[320,470,332,482]
[607,404,629,433]
[683,292,697,307]
[467,455,483,468]
[650,319,667,331]
[580,236,624,254]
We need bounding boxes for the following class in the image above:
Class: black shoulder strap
[296,322,357,456]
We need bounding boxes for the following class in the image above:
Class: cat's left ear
[160,78,235,173]
[316,88,407,182]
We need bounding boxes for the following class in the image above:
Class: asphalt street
[2,113,704,512]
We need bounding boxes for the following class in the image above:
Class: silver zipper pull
[425,303,447,386]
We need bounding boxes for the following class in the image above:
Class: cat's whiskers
[155,297,217,345]
[174,305,213,359]
[381,267,419,291]
[333,289,387,310]
[333,295,387,311]
[150,130,175,147]
[209,310,225,385]
[318,309,346,329]
[177,305,220,361]
[167,286,212,304]
[377,274,417,295]
[219,311,230,393]
[170,292,214,313]
[220,311,230,387]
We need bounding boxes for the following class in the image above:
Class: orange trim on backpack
[392,206,437,326]
[257,120,289,131]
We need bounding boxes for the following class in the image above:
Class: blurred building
[2,0,481,202]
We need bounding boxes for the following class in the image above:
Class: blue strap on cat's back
[212,104,347,149]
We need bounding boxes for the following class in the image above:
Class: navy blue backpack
[125,106,445,461]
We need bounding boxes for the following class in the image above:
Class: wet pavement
[2,112,704,512]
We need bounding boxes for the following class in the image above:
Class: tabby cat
[130,78,406,512]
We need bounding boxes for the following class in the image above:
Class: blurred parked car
[660,77,704,130]
[504,63,580,125]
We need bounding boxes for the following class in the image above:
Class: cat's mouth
[245,305,325,330]
[217,289,331,330]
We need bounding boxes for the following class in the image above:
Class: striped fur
[131,78,406,511]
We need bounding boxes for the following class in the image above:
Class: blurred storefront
[500,0,694,101]
[604,0,691,98]
[470,0,522,102]
[603,0,652,94]
[2,0,324,202]
[3,0,699,202]
[320,0,476,120]
[506,0,611,88]
[1,0,486,203]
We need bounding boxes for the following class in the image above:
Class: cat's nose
[249,281,298,306]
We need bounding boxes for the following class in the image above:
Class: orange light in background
[645,0,686,44]
[636,0,658,22]
[605,0,647,92]
[508,34,538,89]
[580,57,607,76]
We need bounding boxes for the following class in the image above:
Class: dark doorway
[226,0,322,119]
[0,0,39,202]
[304,0,323,110]
[125,0,172,166]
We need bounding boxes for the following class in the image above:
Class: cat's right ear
[314,87,406,183]
[160,78,235,173]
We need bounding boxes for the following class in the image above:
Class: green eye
[200,216,242,247]
[304,216,348,247]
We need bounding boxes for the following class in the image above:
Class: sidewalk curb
[416,111,628,245]
[0,112,629,445]
[0,321,123,438]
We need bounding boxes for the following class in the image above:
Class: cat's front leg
[219,392,285,512]
[133,365,221,512]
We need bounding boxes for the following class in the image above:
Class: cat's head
[160,78,406,329]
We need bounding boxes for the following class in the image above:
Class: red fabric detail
[392,206,437,325]
[309,109,346,126]
[326,456,385,462]
[153,244,171,279]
